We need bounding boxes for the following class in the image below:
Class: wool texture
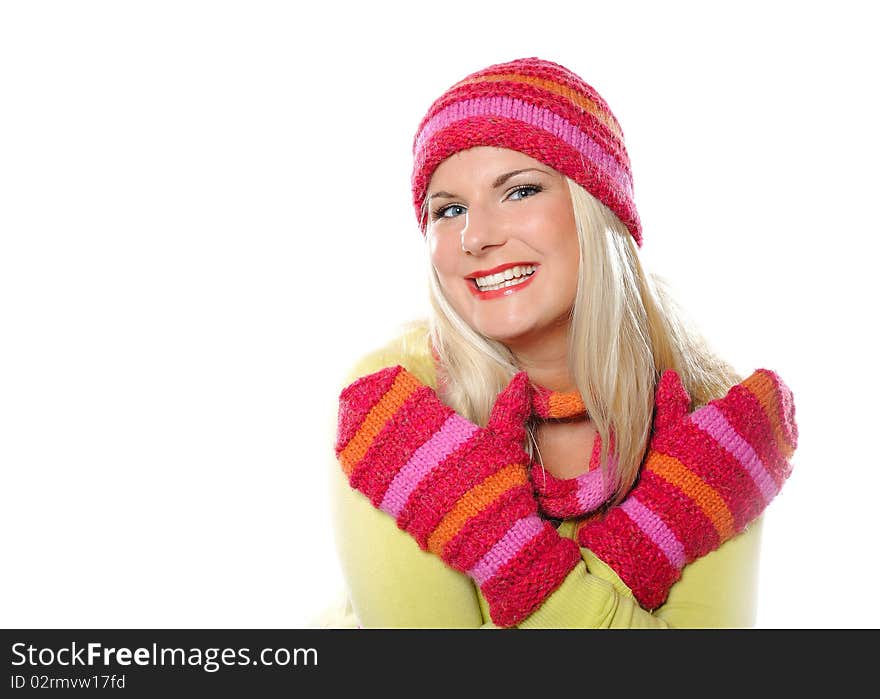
[337,359,798,618]
[335,366,581,628]
[531,369,797,610]
[412,56,642,246]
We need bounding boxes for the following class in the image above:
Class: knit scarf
[429,341,616,521]
[528,383,617,521]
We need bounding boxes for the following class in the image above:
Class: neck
[505,319,574,392]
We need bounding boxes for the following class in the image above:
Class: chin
[473,320,541,346]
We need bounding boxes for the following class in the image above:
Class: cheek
[549,213,580,295]
[564,254,580,298]
[564,238,581,294]
[427,233,463,301]
[428,230,459,276]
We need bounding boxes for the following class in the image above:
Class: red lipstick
[466,263,539,300]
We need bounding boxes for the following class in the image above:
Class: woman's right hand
[335,365,581,627]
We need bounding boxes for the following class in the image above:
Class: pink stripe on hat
[416,96,634,199]
[412,57,642,246]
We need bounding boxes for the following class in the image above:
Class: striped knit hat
[411,56,642,246]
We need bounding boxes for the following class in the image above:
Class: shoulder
[341,318,436,389]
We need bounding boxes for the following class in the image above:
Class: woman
[326,57,797,628]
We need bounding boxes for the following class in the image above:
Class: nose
[460,209,506,255]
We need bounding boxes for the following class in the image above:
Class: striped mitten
[335,366,582,627]
[577,368,798,610]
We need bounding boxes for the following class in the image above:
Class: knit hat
[411,57,643,246]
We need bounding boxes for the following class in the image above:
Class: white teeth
[479,277,529,292]
[474,265,536,289]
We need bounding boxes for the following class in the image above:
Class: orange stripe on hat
[338,370,423,477]
[646,452,735,541]
[427,464,528,556]
[459,73,624,140]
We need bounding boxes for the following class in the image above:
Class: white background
[1,1,877,629]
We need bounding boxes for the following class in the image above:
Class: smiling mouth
[472,264,537,292]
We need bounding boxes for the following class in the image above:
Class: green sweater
[324,322,762,628]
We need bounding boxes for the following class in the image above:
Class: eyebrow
[427,167,551,201]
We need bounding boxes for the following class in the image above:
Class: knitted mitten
[576,368,798,610]
[335,365,582,627]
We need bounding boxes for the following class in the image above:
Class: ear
[486,372,533,441]
[653,369,691,434]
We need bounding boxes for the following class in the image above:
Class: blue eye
[508,184,542,200]
[432,203,466,220]
[430,184,543,221]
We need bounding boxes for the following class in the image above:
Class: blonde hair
[425,177,742,508]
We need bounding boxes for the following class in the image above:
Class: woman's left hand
[577,368,798,610]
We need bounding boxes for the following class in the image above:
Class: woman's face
[426,146,580,349]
